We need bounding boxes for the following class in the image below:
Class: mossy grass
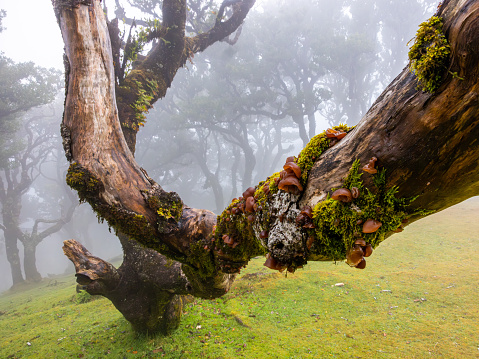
[2,198,479,358]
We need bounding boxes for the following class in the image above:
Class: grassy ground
[1,198,479,358]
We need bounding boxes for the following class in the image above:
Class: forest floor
[1,197,479,358]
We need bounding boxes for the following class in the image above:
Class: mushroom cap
[363,244,373,257]
[325,128,347,140]
[362,165,378,174]
[351,187,360,199]
[362,157,378,174]
[331,188,353,203]
[278,175,303,193]
[346,246,364,267]
[245,196,255,213]
[283,162,302,178]
[300,205,313,218]
[259,230,269,239]
[355,258,367,269]
[263,184,270,195]
[242,187,256,199]
[362,219,382,233]
[263,254,283,271]
[295,213,306,225]
[354,238,367,246]
[285,156,296,163]
[222,234,234,245]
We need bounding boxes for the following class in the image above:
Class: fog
[0,0,443,292]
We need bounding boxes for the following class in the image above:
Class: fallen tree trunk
[55,0,479,332]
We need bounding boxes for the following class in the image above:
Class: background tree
[0,20,63,284]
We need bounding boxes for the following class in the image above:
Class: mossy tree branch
[55,0,479,304]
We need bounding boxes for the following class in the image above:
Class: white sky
[0,0,64,69]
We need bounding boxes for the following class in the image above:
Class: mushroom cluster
[263,253,303,273]
[295,205,315,229]
[275,156,303,195]
[219,186,264,251]
[227,186,262,217]
[346,238,373,269]
[329,181,384,269]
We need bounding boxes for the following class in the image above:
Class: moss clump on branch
[66,163,185,261]
[408,16,451,93]
[66,163,103,203]
[309,160,433,261]
[143,188,183,235]
[297,124,353,184]
[214,197,268,274]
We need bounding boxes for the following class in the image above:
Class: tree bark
[56,0,479,333]
[4,229,23,285]
[63,235,194,334]
[23,242,42,282]
[2,195,25,285]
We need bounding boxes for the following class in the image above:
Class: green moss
[214,196,268,273]
[408,16,450,93]
[143,189,183,234]
[310,160,433,261]
[66,163,103,203]
[187,241,217,278]
[297,124,353,184]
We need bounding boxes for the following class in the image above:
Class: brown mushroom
[325,128,347,140]
[354,238,366,246]
[362,157,378,174]
[295,213,305,225]
[355,258,367,269]
[283,162,302,178]
[346,246,364,267]
[242,187,255,199]
[362,219,382,233]
[351,187,360,199]
[363,244,373,257]
[263,254,283,271]
[222,234,234,246]
[285,156,296,163]
[260,230,269,239]
[300,205,313,218]
[331,188,353,203]
[263,184,270,195]
[245,196,255,213]
[278,175,303,194]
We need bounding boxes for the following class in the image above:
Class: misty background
[0,0,441,292]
